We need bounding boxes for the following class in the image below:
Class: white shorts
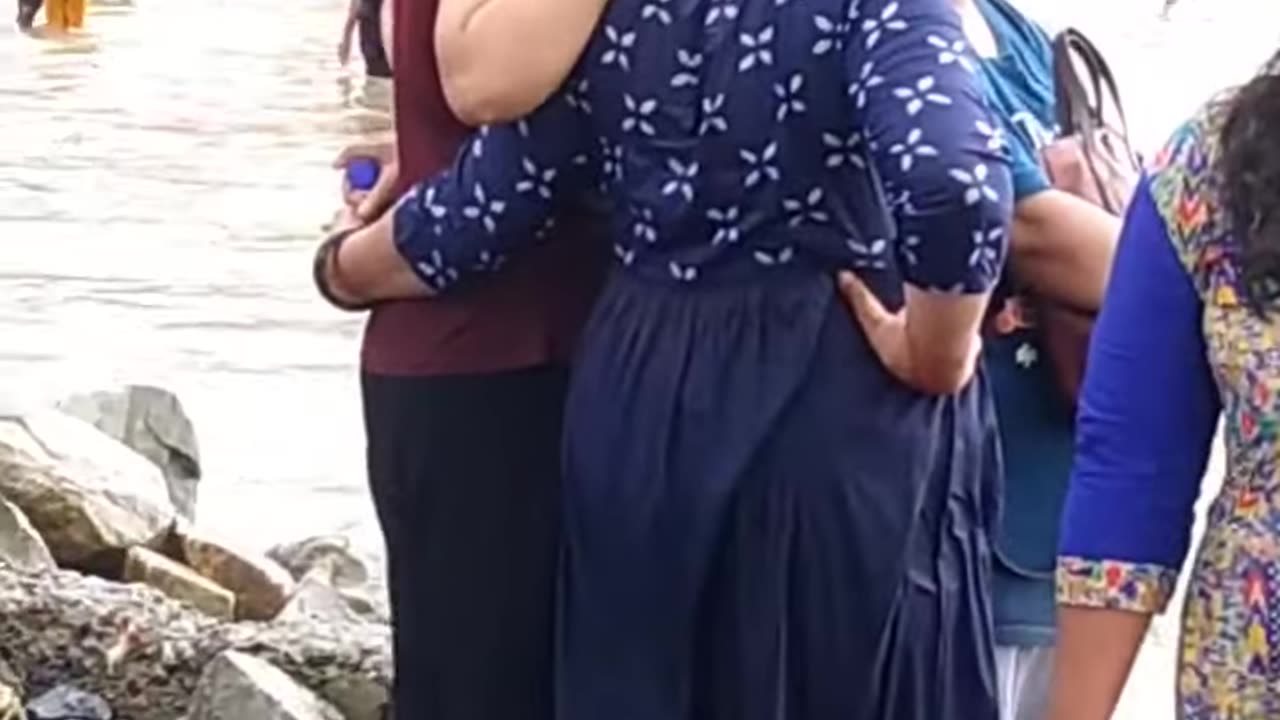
[995,645,1055,720]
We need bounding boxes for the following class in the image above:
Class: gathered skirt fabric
[558,269,1003,720]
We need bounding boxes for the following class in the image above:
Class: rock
[0,410,175,568]
[275,570,362,626]
[176,528,294,622]
[267,536,386,621]
[0,496,55,572]
[58,386,201,523]
[266,536,368,589]
[0,681,21,720]
[123,547,235,620]
[26,685,111,720]
[0,565,389,720]
[187,651,342,720]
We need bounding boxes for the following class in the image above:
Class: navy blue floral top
[394,0,1012,296]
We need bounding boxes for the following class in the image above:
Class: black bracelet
[313,228,375,312]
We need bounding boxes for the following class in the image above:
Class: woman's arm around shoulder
[436,0,608,125]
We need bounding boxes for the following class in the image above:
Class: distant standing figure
[16,0,41,29]
[45,0,84,30]
[16,0,83,31]
[340,0,392,79]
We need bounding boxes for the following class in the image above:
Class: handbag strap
[1052,28,1141,212]
[1053,29,1139,150]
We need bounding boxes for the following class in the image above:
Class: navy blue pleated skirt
[557,268,1002,720]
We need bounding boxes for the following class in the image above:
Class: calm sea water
[1,0,1276,714]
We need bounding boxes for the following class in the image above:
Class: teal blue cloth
[973,0,1071,648]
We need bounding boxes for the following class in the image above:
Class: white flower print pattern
[849,61,886,110]
[888,128,940,172]
[700,94,729,135]
[847,237,890,269]
[892,75,952,116]
[633,206,658,244]
[740,141,781,189]
[601,25,637,71]
[390,0,1011,298]
[707,206,742,245]
[970,225,1005,278]
[927,34,975,72]
[622,94,659,136]
[949,163,1001,205]
[823,131,867,169]
[773,73,807,121]
[671,49,702,88]
[515,158,557,200]
[860,1,908,50]
[641,0,672,24]
[783,188,830,227]
[461,183,506,234]
[704,0,739,26]
[812,14,848,55]
[738,26,775,72]
[662,158,699,203]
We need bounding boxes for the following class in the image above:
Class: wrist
[313,228,373,311]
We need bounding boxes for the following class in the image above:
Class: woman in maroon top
[327,0,605,718]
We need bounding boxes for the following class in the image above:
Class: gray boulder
[0,410,175,568]
[0,495,55,572]
[0,564,389,720]
[26,684,111,720]
[0,680,21,720]
[268,536,385,623]
[58,386,201,522]
[187,651,342,720]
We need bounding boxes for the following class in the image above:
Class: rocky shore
[0,386,390,720]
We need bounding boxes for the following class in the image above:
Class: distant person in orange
[15,0,84,32]
[46,0,84,29]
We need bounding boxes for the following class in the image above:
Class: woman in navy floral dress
[319,0,1013,716]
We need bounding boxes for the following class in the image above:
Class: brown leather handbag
[1035,28,1141,407]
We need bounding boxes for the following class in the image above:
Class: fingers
[356,164,400,221]
[837,271,891,329]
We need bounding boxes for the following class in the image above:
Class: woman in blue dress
[316,0,1012,716]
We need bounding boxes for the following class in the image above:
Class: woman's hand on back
[838,272,984,395]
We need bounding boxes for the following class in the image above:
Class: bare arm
[1012,189,1121,312]
[436,0,607,125]
[1048,607,1150,720]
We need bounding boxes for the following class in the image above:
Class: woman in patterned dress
[1050,50,1280,719]
[317,0,1012,716]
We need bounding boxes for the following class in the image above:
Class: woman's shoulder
[1147,105,1237,298]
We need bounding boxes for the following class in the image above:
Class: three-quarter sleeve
[847,0,1013,293]
[393,91,598,293]
[1056,176,1221,614]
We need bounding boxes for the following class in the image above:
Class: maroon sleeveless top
[360,0,604,376]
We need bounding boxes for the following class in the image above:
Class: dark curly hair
[1216,48,1280,311]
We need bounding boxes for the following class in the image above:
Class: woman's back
[414,0,1008,294]
[385,2,1013,718]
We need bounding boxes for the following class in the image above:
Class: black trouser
[362,367,568,720]
[357,13,392,79]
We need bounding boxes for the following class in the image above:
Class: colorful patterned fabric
[1057,108,1280,717]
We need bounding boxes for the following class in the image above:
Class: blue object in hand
[346,157,381,192]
